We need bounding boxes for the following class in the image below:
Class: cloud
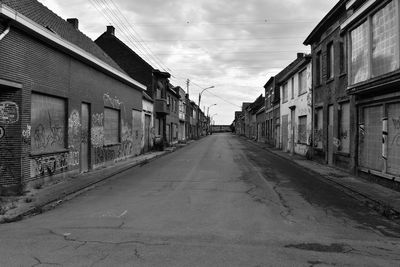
[37,0,337,124]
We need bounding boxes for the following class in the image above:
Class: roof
[277,54,311,84]
[95,27,154,87]
[246,94,265,114]
[2,0,124,72]
[142,91,153,102]
[303,0,347,45]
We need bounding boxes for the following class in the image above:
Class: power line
[90,0,172,74]
[128,36,306,42]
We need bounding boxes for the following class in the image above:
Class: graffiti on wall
[68,110,81,145]
[0,148,16,180]
[392,117,400,146]
[359,123,365,144]
[314,129,322,147]
[22,124,31,143]
[103,93,122,109]
[33,111,64,151]
[0,101,19,124]
[91,113,104,148]
[31,153,68,177]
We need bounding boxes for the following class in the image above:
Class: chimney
[297,53,304,58]
[107,25,115,35]
[67,18,79,30]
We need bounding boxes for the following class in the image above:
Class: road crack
[48,229,168,247]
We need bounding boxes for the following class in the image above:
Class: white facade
[280,61,312,156]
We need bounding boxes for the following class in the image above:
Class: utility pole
[186,79,190,96]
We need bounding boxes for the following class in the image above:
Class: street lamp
[197,86,214,138]
[210,113,217,135]
[198,86,215,108]
[206,104,217,135]
[207,103,217,117]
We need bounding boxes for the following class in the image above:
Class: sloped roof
[95,27,155,87]
[2,0,124,72]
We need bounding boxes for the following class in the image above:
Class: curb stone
[0,141,193,224]
[242,137,400,222]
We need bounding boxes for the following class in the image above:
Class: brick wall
[0,26,143,194]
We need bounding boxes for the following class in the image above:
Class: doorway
[80,103,90,173]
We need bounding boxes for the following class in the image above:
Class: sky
[38,0,337,125]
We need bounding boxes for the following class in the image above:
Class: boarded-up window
[359,106,383,171]
[282,83,288,103]
[387,103,400,176]
[298,69,307,95]
[104,108,120,145]
[314,108,323,148]
[350,21,369,84]
[298,116,307,144]
[31,93,66,154]
[372,1,399,77]
[339,102,350,153]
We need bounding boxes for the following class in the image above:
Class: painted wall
[280,62,312,156]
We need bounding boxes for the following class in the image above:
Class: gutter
[0,24,10,41]
[0,4,146,91]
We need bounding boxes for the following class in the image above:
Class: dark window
[339,42,346,74]
[316,51,322,85]
[327,42,334,79]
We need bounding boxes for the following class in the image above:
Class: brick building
[0,0,145,195]
[166,84,180,146]
[341,0,400,183]
[264,77,281,148]
[304,1,355,170]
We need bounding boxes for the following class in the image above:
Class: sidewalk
[244,138,400,221]
[0,145,182,223]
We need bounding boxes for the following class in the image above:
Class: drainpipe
[0,25,11,41]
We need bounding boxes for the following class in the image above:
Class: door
[80,103,90,173]
[328,105,334,165]
[282,115,288,151]
[290,109,296,154]
[276,125,280,149]
[144,114,151,153]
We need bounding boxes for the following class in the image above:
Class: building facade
[342,0,400,183]
[0,0,144,195]
[142,92,154,153]
[278,54,312,156]
[304,1,355,170]
[166,85,180,146]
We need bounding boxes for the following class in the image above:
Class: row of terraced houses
[0,0,209,195]
[233,0,400,189]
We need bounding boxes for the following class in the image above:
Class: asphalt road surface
[1,133,399,266]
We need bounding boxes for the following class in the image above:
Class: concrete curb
[242,137,400,221]
[0,142,191,224]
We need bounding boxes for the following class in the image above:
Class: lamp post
[210,113,217,134]
[207,104,217,135]
[197,86,214,138]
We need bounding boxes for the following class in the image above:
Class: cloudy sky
[38,0,337,124]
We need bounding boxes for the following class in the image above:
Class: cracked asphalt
[1,133,400,266]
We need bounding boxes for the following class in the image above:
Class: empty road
[0,133,399,266]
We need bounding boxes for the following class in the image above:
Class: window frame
[30,92,67,155]
[298,115,308,144]
[104,107,121,145]
[316,51,322,86]
[348,0,400,85]
[327,42,335,80]
[298,68,308,96]
[282,82,288,103]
